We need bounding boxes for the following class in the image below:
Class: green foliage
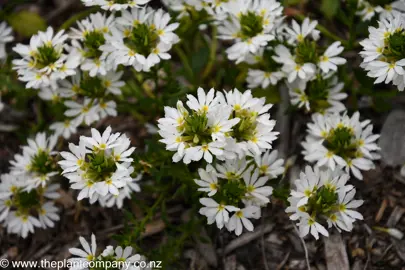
[83,30,106,59]
[30,150,55,175]
[295,40,318,64]
[324,126,358,160]
[7,10,47,37]
[15,189,41,211]
[86,152,117,181]
[305,186,338,216]
[239,11,264,40]
[321,0,340,19]
[126,23,159,55]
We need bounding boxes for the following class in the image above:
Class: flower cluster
[69,233,149,270]
[58,126,141,208]
[101,7,179,72]
[158,87,278,164]
[0,174,60,238]
[12,6,179,140]
[360,15,405,91]
[13,27,80,89]
[1,133,61,238]
[10,132,59,189]
[69,12,116,77]
[356,0,405,21]
[40,69,125,139]
[217,0,284,63]
[302,112,380,180]
[244,18,347,114]
[196,151,284,235]
[286,166,363,240]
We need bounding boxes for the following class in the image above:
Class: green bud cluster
[33,44,61,69]
[125,23,159,56]
[323,125,359,160]
[77,73,108,98]
[297,76,331,113]
[30,149,57,175]
[295,39,318,64]
[179,111,213,146]
[385,30,405,61]
[300,185,339,220]
[239,11,265,40]
[82,150,118,183]
[5,185,47,219]
[83,30,106,59]
[230,108,258,142]
[214,179,247,207]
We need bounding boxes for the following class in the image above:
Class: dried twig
[221,223,275,255]
[260,218,270,270]
[276,250,291,270]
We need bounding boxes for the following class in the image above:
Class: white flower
[302,112,380,179]
[59,126,138,202]
[0,22,14,59]
[64,98,100,126]
[83,126,121,151]
[360,15,405,91]
[186,87,221,113]
[199,198,239,229]
[6,212,42,238]
[69,12,116,77]
[12,27,79,89]
[59,142,87,174]
[208,107,240,141]
[285,18,320,44]
[287,166,362,240]
[98,174,141,208]
[254,150,284,177]
[288,76,347,114]
[336,188,363,230]
[38,201,60,228]
[38,86,63,102]
[246,69,284,89]
[9,132,58,186]
[297,216,329,240]
[101,7,179,72]
[217,0,283,62]
[222,88,279,157]
[318,41,347,74]
[226,206,260,236]
[356,1,378,21]
[376,0,405,20]
[216,158,248,180]
[290,166,320,207]
[243,168,272,204]
[184,141,225,164]
[68,234,97,266]
[194,165,219,196]
[50,120,79,139]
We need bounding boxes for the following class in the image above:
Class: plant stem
[202,26,218,79]
[174,45,195,84]
[59,7,100,31]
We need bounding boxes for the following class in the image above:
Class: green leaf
[321,0,340,19]
[191,46,210,75]
[7,11,47,37]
